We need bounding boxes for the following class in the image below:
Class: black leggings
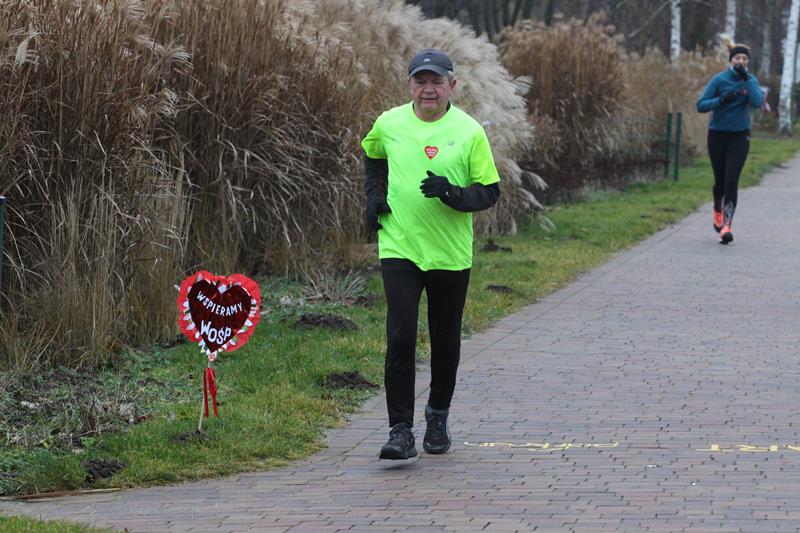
[707,129,750,216]
[380,258,471,427]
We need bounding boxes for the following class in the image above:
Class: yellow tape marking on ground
[697,444,788,452]
[463,441,619,451]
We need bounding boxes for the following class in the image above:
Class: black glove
[733,64,750,81]
[366,199,391,231]
[719,91,738,105]
[420,170,452,200]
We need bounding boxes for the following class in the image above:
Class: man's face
[731,53,749,69]
[409,71,456,121]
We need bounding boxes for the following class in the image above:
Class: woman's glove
[733,64,750,81]
[719,91,738,105]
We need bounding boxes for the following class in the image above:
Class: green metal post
[673,112,682,181]
[663,113,673,179]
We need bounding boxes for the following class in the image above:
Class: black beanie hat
[729,45,750,61]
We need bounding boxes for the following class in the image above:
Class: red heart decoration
[424,145,438,159]
[177,271,261,358]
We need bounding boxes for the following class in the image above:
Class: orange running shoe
[713,209,724,232]
[719,224,733,244]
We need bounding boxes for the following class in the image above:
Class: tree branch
[625,0,671,40]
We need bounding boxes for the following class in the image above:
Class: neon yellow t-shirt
[361,102,500,271]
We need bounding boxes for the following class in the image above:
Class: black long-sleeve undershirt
[364,156,500,213]
[364,156,388,207]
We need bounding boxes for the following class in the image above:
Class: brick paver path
[3,157,800,532]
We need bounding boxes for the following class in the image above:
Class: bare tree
[670,0,681,60]
[761,17,772,75]
[405,0,764,56]
[743,0,786,76]
[444,0,536,41]
[409,0,537,40]
[796,41,800,83]
[725,0,737,38]
[544,0,556,25]
[779,0,800,134]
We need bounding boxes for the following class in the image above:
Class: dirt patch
[1,366,186,454]
[175,430,211,445]
[486,284,513,294]
[84,458,124,482]
[294,313,358,331]
[480,239,513,253]
[344,293,381,307]
[160,334,187,349]
[322,371,378,390]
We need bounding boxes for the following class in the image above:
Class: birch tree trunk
[779,0,800,134]
[796,41,800,83]
[725,0,737,38]
[762,17,772,75]
[670,0,681,61]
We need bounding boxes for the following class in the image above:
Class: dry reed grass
[498,15,726,197]
[150,0,369,276]
[0,0,185,367]
[498,15,630,191]
[0,0,369,369]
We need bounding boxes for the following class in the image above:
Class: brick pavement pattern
[3,157,800,532]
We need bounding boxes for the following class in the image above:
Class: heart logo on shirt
[424,146,438,160]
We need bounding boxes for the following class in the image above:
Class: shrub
[498,16,730,199]
[151,0,368,276]
[622,47,726,163]
[498,14,628,189]
[0,0,184,367]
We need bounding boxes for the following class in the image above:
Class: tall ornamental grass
[0,0,185,369]
[150,0,368,276]
[499,16,644,196]
[497,15,724,199]
[0,0,366,369]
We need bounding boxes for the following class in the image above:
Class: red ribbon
[203,367,218,417]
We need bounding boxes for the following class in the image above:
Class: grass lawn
[0,515,114,533]
[2,130,799,505]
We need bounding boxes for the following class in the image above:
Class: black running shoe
[379,423,417,460]
[423,404,451,454]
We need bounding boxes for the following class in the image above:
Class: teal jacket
[696,68,764,132]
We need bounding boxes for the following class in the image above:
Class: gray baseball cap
[408,49,454,77]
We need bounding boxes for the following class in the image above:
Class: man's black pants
[380,258,471,427]
[708,129,750,214]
